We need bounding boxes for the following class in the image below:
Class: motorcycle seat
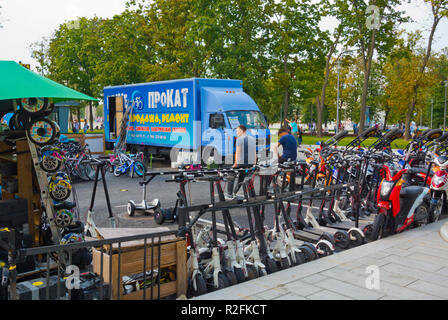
[399,185,426,199]
[406,167,428,174]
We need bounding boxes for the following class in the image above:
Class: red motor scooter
[370,164,432,241]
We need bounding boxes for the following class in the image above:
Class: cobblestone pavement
[194,218,448,300]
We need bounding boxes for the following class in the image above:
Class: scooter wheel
[54,209,73,228]
[299,245,316,262]
[233,267,245,283]
[190,273,208,297]
[258,266,268,277]
[292,251,305,266]
[320,232,336,246]
[264,257,278,274]
[333,230,350,250]
[19,97,48,114]
[246,265,259,280]
[278,257,291,270]
[316,242,333,258]
[154,208,165,224]
[349,229,364,247]
[216,272,229,290]
[224,270,238,286]
[302,242,318,256]
[127,201,136,217]
[27,118,57,146]
[371,214,386,241]
[49,181,71,202]
[40,155,62,173]
[363,224,373,239]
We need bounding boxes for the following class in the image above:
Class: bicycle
[113,150,146,178]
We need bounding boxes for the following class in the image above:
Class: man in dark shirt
[276,127,297,163]
[225,124,256,199]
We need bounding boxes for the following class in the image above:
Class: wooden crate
[92,238,187,300]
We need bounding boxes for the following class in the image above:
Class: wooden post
[176,240,187,297]
[16,140,35,244]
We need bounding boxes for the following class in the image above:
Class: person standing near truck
[297,125,303,146]
[225,125,256,200]
[285,116,299,142]
[275,127,297,164]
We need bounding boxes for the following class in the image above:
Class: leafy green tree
[264,0,326,129]
[31,17,104,129]
[403,0,448,139]
[208,0,270,118]
[93,10,155,89]
[341,0,408,134]
[384,31,439,132]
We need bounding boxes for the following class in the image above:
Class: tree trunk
[69,108,73,131]
[317,30,341,139]
[383,107,390,131]
[404,101,415,140]
[77,107,81,125]
[89,101,94,131]
[404,8,440,140]
[316,96,322,138]
[282,55,290,127]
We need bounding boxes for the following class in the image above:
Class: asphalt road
[72,160,277,232]
[71,155,369,236]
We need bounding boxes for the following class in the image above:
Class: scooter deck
[324,218,372,231]
[291,229,322,243]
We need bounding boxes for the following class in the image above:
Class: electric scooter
[270,168,334,261]
[270,161,336,254]
[127,172,161,217]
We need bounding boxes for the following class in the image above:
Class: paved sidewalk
[194,219,448,300]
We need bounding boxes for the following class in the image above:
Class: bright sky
[0,0,447,72]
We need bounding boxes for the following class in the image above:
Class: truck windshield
[226,111,267,129]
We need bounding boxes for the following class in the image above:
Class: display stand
[0,133,62,248]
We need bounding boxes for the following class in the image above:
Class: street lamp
[431,98,433,129]
[336,59,341,134]
[445,80,448,131]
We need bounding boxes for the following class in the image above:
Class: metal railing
[9,229,179,300]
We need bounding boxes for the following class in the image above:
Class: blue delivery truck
[103,78,270,163]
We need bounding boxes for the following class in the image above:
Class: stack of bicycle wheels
[14,98,86,254]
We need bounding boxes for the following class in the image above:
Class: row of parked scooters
[142,126,448,297]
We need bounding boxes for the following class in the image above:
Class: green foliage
[29,0,447,132]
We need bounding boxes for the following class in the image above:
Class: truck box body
[104,78,270,160]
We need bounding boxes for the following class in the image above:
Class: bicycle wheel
[133,161,146,177]
[76,163,90,181]
[84,163,101,181]
[114,166,123,177]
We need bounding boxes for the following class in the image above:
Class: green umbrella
[0,61,97,110]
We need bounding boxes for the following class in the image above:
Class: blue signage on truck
[104,78,270,159]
